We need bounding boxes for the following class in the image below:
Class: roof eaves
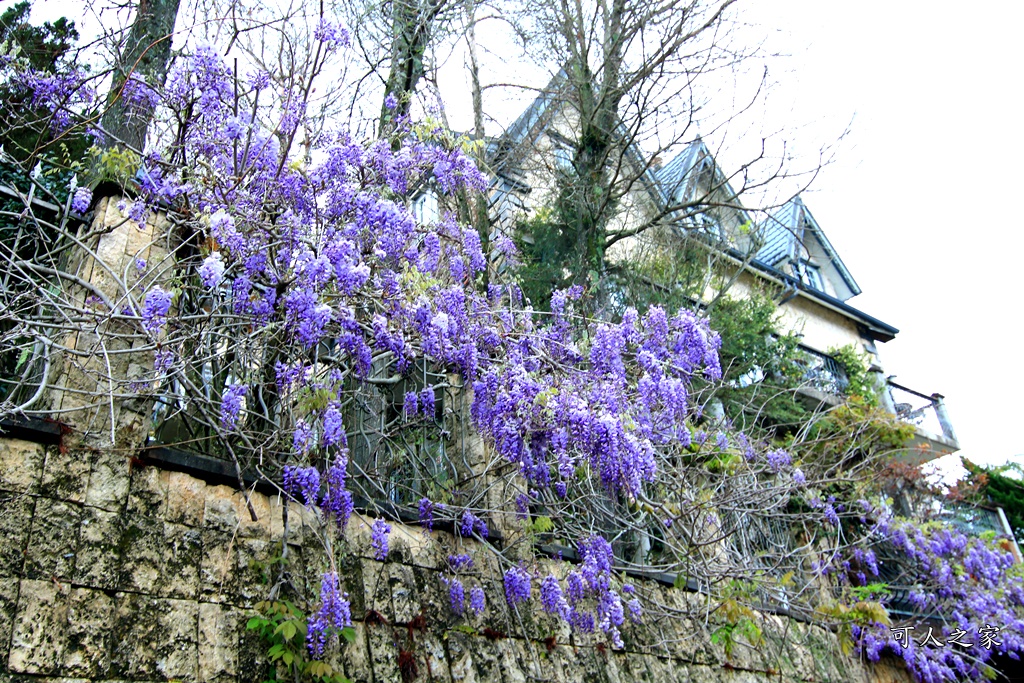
[741,251,896,341]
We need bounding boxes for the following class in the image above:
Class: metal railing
[796,345,849,396]
[885,380,957,443]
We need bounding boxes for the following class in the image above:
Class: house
[487,90,959,462]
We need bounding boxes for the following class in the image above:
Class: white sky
[734,1,1024,471]
[28,0,1024,469]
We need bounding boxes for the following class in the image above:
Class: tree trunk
[100,0,180,152]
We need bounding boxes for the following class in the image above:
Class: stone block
[547,644,588,683]
[493,638,527,683]
[338,620,373,683]
[419,632,451,683]
[388,521,441,570]
[0,493,33,578]
[514,638,560,683]
[365,623,401,683]
[445,631,478,683]
[200,531,272,605]
[23,497,81,581]
[118,516,202,599]
[345,514,375,559]
[198,602,243,683]
[64,587,114,678]
[238,618,272,683]
[166,470,207,527]
[0,439,45,493]
[388,563,421,625]
[111,594,198,681]
[125,465,168,519]
[84,448,131,511]
[8,579,69,675]
[204,485,271,539]
[600,645,627,683]
[468,635,509,683]
[361,559,394,625]
[0,578,20,667]
[73,506,122,590]
[268,496,307,547]
[337,553,367,619]
[565,645,608,683]
[199,529,236,604]
[40,448,89,503]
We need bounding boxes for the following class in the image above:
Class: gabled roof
[488,72,566,177]
[489,72,665,204]
[756,196,861,298]
[656,140,706,204]
[656,138,740,209]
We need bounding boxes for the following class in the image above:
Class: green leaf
[14,345,30,371]
[274,620,297,641]
[341,626,357,643]
[527,515,554,534]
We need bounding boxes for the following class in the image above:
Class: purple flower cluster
[469,586,486,615]
[199,253,226,288]
[448,578,465,615]
[322,457,353,530]
[504,566,531,607]
[307,571,351,659]
[314,18,350,47]
[460,511,488,539]
[371,519,391,560]
[21,66,94,131]
[154,349,174,373]
[283,465,320,505]
[141,287,172,333]
[219,383,247,430]
[448,554,473,572]
[418,497,435,532]
[765,448,791,472]
[470,304,722,498]
[534,535,632,648]
[540,574,571,619]
[71,186,92,213]
[842,512,1024,680]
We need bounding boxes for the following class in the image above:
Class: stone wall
[0,433,915,683]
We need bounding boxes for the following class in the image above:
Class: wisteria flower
[371,519,391,560]
[199,252,226,288]
[71,186,92,213]
[307,572,351,659]
[504,566,530,606]
[220,383,247,430]
[141,286,172,333]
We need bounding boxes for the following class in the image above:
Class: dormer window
[795,260,823,291]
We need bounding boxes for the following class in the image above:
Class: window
[552,144,573,174]
[412,190,439,224]
[795,260,823,291]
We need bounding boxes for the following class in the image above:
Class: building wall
[0,434,914,683]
